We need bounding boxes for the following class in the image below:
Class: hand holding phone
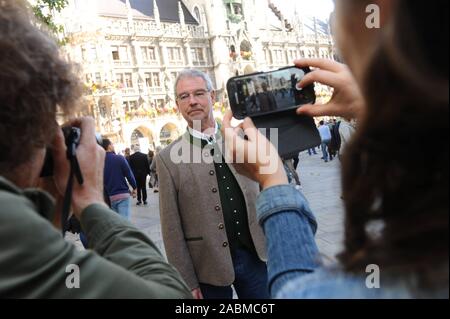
[226,66,321,158]
[222,111,289,189]
[294,59,365,121]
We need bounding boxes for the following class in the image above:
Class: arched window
[193,6,201,24]
[131,129,144,151]
[160,123,179,146]
[230,45,237,61]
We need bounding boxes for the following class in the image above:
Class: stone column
[160,44,169,67]
[184,40,193,67]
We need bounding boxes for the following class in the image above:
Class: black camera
[40,127,102,178]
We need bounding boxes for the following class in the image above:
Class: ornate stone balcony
[121,88,139,96]
[168,60,185,67]
[102,18,208,39]
[303,34,332,45]
[261,30,331,46]
[147,87,165,94]
[262,30,301,44]
[193,60,208,67]
[141,60,160,67]
[114,60,132,67]
[187,25,207,38]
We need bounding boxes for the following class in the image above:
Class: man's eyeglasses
[176,90,210,103]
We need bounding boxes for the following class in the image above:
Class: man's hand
[294,58,365,121]
[191,288,204,299]
[131,189,137,199]
[51,117,107,219]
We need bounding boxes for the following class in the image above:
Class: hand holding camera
[50,117,107,219]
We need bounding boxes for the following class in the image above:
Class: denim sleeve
[256,185,321,297]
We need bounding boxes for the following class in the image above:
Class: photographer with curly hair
[0,0,190,298]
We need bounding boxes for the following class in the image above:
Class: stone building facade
[58,0,334,152]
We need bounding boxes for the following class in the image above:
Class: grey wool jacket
[156,131,267,290]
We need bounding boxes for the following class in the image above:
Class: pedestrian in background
[102,139,137,220]
[150,146,161,193]
[318,120,332,162]
[129,147,151,205]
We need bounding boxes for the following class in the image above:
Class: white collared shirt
[188,122,219,145]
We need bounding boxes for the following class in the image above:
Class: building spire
[125,0,134,33]
[153,0,161,28]
[178,1,185,28]
[293,6,303,36]
[268,0,292,31]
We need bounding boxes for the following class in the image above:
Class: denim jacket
[256,185,449,299]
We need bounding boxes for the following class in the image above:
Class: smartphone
[227,66,316,120]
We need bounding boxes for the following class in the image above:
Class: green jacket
[0,176,191,299]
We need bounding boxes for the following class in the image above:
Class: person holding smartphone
[222,0,448,298]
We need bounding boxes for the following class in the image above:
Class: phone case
[251,109,321,159]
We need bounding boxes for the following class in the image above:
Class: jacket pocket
[185,237,203,242]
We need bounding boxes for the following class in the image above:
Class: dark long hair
[339,0,449,289]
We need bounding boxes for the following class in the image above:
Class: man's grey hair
[174,69,214,98]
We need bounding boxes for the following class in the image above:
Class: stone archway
[159,123,180,147]
[130,126,154,153]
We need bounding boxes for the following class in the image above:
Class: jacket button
[209,170,215,176]
[222,242,228,247]
[212,188,218,193]
[215,205,221,211]
[218,223,224,230]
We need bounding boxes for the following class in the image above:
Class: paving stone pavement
[68,148,346,265]
[130,148,345,264]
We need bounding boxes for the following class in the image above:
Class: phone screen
[227,67,315,119]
